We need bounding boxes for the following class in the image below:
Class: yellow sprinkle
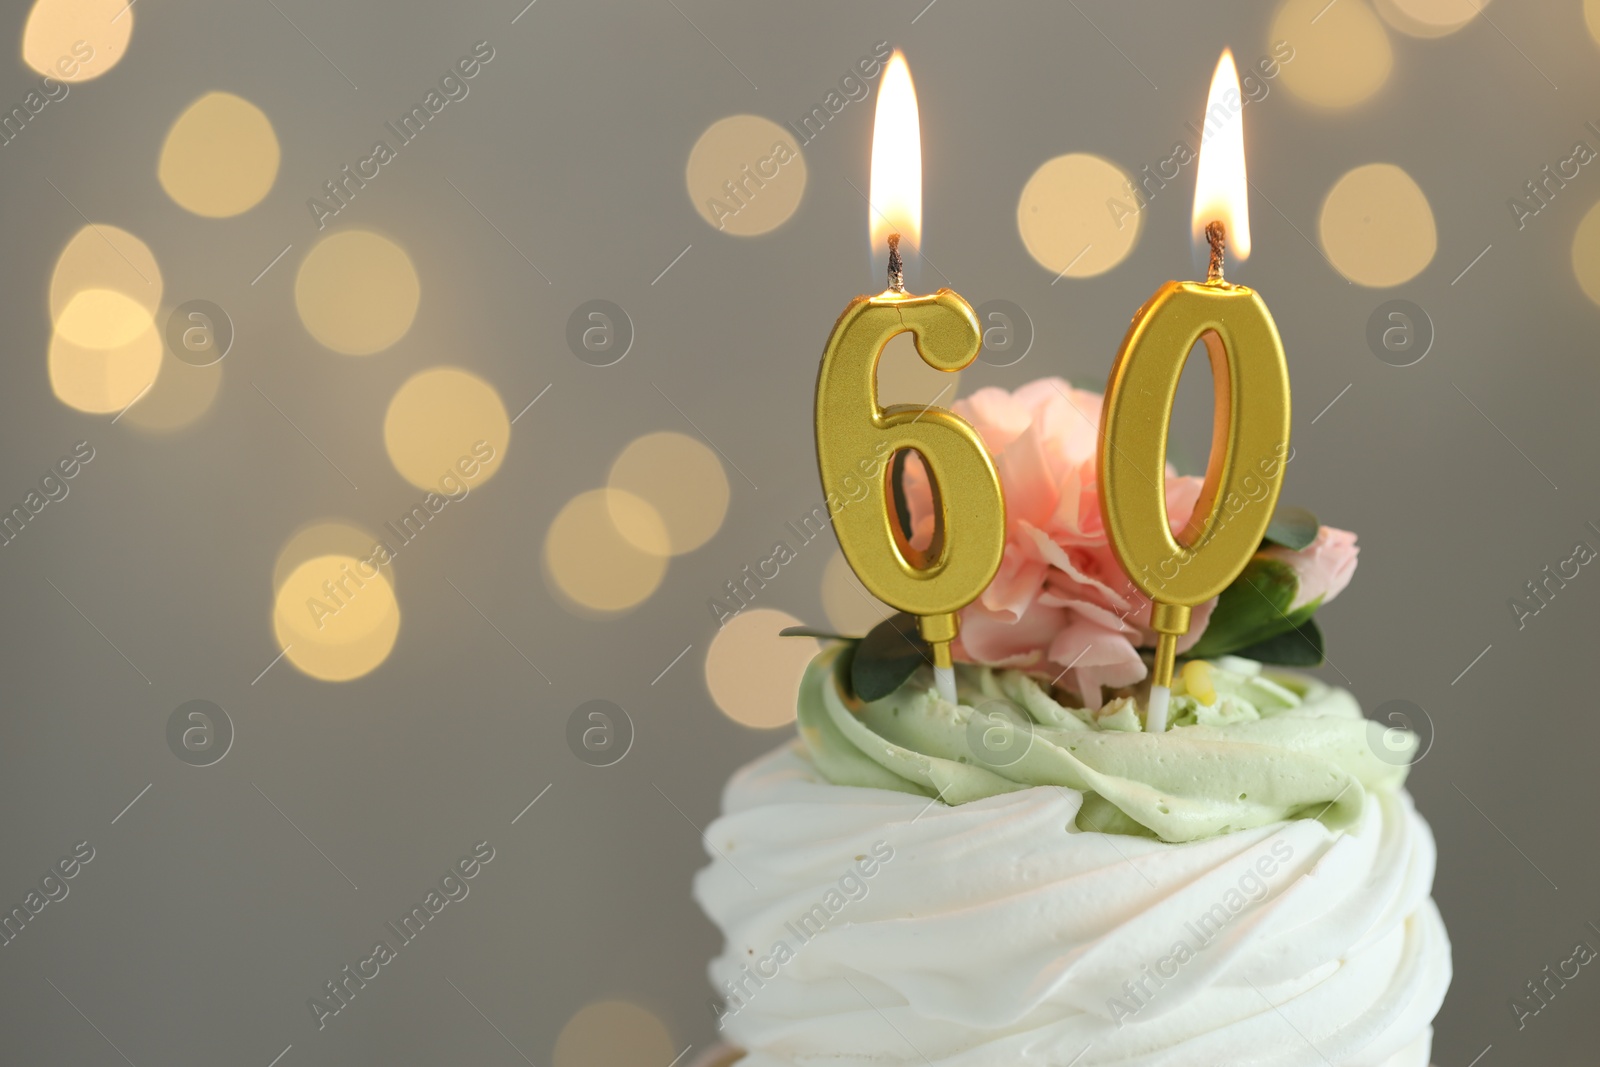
[1182,660,1217,705]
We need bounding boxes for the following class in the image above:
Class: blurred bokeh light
[705,608,818,728]
[50,223,162,322]
[552,1000,675,1067]
[606,431,729,556]
[48,291,161,414]
[273,522,392,593]
[1570,199,1600,308]
[1017,152,1139,279]
[54,287,149,349]
[272,552,401,682]
[295,230,420,355]
[159,91,280,217]
[47,225,167,414]
[1374,0,1488,38]
[383,367,510,492]
[22,0,131,83]
[544,489,669,614]
[686,115,807,236]
[1319,163,1437,287]
[1271,0,1392,109]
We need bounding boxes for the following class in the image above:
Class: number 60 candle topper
[1098,50,1292,733]
[814,52,1005,706]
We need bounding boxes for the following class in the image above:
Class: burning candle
[814,52,1005,706]
[1098,50,1293,733]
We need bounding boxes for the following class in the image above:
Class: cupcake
[691,379,1449,1066]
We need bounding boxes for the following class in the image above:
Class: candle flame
[1192,49,1251,262]
[869,51,921,255]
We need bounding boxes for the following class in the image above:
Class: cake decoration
[696,46,1449,1067]
[813,52,1005,709]
[789,376,1358,718]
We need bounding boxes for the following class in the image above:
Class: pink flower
[901,378,1216,709]
[1260,526,1359,612]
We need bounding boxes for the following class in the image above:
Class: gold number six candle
[1098,50,1291,733]
[815,277,1003,702]
[814,53,1005,706]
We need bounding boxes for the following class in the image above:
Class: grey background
[1,0,1595,1064]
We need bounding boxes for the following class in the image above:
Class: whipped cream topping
[798,647,1414,843]
[694,741,1450,1067]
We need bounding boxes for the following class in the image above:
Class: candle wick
[1205,221,1226,284]
[887,233,906,293]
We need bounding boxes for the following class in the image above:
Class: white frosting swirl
[694,743,1449,1067]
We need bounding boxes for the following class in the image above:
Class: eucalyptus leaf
[834,639,859,701]
[779,625,857,642]
[1262,505,1319,551]
[1186,556,1301,659]
[851,612,932,702]
[1232,617,1325,667]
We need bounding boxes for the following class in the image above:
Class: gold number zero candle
[814,52,1005,705]
[1098,50,1291,733]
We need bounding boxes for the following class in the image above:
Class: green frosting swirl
[795,645,1413,843]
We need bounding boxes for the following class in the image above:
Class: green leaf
[779,625,856,642]
[1186,556,1302,659]
[834,639,859,701]
[1284,593,1324,630]
[1232,617,1325,666]
[851,612,931,702]
[1262,505,1319,551]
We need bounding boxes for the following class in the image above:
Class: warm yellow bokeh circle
[159,91,280,217]
[1271,0,1392,109]
[687,115,808,236]
[273,554,401,682]
[705,608,820,728]
[50,224,162,322]
[22,0,131,83]
[273,522,390,596]
[47,223,166,415]
[1374,0,1489,38]
[49,318,161,414]
[544,489,669,615]
[1319,163,1437,287]
[383,367,510,492]
[295,231,420,355]
[552,1000,674,1067]
[1570,200,1600,308]
[55,288,151,349]
[606,432,729,556]
[1017,153,1139,278]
